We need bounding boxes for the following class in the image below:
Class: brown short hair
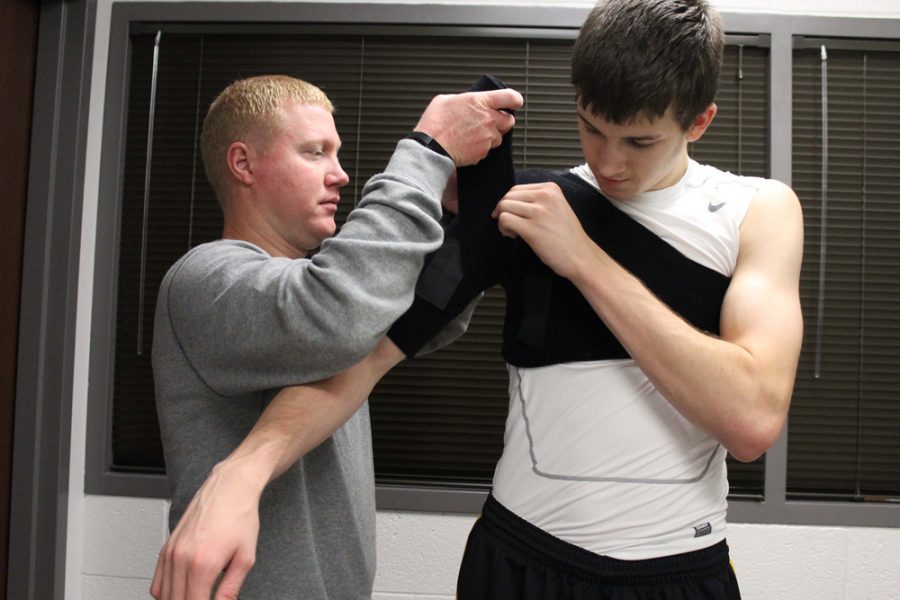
[572,0,724,129]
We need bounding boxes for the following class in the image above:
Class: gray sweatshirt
[152,140,452,599]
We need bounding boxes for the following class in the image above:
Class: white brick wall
[81,496,900,600]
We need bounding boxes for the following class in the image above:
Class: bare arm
[151,337,404,600]
[492,179,804,462]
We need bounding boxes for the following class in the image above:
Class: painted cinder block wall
[69,1,900,598]
[80,496,900,599]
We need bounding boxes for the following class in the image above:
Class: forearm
[570,246,787,460]
[215,338,405,492]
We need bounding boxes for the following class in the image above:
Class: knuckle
[169,545,189,564]
[217,584,242,600]
[235,552,257,570]
[187,551,219,575]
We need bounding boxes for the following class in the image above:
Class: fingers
[492,190,537,238]
[150,459,264,600]
[184,552,231,600]
[413,88,522,166]
[150,549,165,598]
[495,210,523,239]
[163,552,180,600]
[490,183,552,218]
[151,542,189,600]
[212,551,255,600]
[165,554,183,600]
[479,89,522,134]
[491,183,568,240]
[492,197,536,220]
[151,535,233,600]
[485,102,516,137]
[480,88,524,113]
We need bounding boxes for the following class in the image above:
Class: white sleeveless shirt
[492,159,761,559]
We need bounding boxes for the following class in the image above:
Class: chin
[599,188,626,202]
[315,225,337,245]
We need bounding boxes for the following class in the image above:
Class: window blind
[111,27,771,500]
[789,41,900,500]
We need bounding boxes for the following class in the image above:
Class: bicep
[720,180,804,396]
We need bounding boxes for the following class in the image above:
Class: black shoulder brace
[501,169,729,367]
[388,74,516,356]
[388,77,729,364]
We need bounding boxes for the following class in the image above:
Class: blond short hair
[200,75,334,196]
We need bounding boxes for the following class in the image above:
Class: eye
[628,139,654,150]
[579,120,601,137]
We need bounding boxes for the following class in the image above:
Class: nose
[595,144,626,178]
[327,158,350,188]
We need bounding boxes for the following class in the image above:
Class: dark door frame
[1,1,39,598]
[6,1,95,598]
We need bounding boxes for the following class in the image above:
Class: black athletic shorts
[457,494,742,599]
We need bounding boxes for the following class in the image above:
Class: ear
[685,103,717,143]
[226,141,254,186]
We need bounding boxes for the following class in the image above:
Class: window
[790,38,900,501]
[96,22,770,498]
[86,4,900,527]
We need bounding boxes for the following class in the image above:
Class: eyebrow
[577,111,663,143]
[297,138,342,151]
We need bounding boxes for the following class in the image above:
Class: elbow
[727,438,772,464]
[726,427,779,462]
[724,394,789,463]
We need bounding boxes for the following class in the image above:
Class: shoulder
[738,179,804,270]
[172,239,267,274]
[690,161,765,199]
[164,240,272,296]
[744,179,803,233]
[755,178,800,206]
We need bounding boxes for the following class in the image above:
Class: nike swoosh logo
[708,201,726,212]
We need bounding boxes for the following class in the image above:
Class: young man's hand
[492,181,594,281]
[151,459,263,600]
[150,337,405,600]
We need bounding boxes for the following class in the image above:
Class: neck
[222,214,306,260]
[653,153,691,193]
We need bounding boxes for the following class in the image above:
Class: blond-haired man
[151,75,521,600]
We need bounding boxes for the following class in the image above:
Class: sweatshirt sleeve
[387,102,517,357]
[158,140,452,396]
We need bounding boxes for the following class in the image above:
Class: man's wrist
[404,131,451,160]
[219,441,285,490]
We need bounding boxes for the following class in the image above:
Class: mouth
[598,176,628,187]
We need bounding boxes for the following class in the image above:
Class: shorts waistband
[480,494,732,585]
